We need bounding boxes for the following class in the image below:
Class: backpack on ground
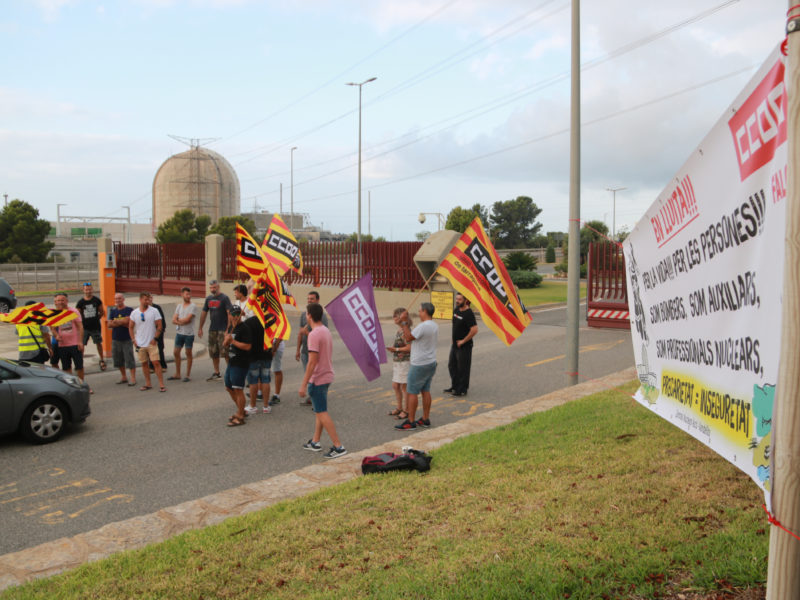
[361,449,432,474]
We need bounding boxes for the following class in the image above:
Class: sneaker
[245,406,258,416]
[303,440,322,452]
[206,372,221,382]
[394,419,417,431]
[452,390,466,397]
[443,387,455,393]
[416,418,431,428]
[269,395,281,405]
[323,446,347,459]
[262,405,272,414]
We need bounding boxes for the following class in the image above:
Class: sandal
[396,410,408,420]
[139,385,152,391]
[388,408,402,417]
[227,417,246,427]
[99,360,107,371]
[115,379,129,385]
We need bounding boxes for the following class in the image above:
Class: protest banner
[325,273,387,382]
[623,44,787,506]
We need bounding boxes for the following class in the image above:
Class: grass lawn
[518,279,586,307]
[3,381,767,599]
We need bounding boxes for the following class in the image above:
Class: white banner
[623,44,787,507]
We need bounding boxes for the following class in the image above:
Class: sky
[0,0,788,241]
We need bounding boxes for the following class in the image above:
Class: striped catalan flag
[0,303,78,327]
[247,263,291,349]
[436,217,531,346]
[236,222,269,280]
[262,214,303,277]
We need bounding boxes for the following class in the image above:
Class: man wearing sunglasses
[128,292,166,392]
[76,282,106,371]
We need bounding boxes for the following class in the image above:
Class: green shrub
[508,269,543,288]
[553,261,586,278]
[545,244,556,263]
[502,251,537,271]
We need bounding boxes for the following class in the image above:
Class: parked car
[0,358,91,444]
[0,278,16,313]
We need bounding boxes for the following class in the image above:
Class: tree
[580,220,610,261]
[445,204,489,233]
[489,196,543,249]
[415,230,431,242]
[502,251,537,271]
[345,232,375,243]
[545,244,556,263]
[155,209,211,243]
[0,199,54,263]
[207,215,257,240]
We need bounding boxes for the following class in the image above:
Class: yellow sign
[430,291,453,320]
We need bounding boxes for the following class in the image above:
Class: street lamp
[346,76,377,259]
[417,212,445,231]
[290,146,298,234]
[57,203,67,238]
[606,186,626,240]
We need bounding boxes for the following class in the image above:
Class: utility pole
[565,0,581,386]
[766,5,800,597]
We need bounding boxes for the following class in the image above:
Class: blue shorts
[174,333,195,349]
[407,362,437,395]
[308,382,330,413]
[247,359,272,385]
[224,365,248,390]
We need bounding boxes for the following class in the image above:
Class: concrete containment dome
[152,146,240,229]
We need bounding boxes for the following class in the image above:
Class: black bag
[361,449,432,474]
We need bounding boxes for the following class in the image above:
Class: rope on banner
[762,504,800,543]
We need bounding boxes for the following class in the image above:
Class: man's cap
[229,306,242,316]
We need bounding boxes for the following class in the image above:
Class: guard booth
[587,242,630,329]
[412,230,460,320]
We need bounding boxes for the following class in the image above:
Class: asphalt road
[0,304,633,555]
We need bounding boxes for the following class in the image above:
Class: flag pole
[405,269,439,311]
[766,9,800,597]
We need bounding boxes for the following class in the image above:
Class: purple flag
[325,273,387,382]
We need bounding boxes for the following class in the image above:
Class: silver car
[0,358,91,444]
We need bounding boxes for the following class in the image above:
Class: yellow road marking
[525,339,624,367]
[0,478,98,505]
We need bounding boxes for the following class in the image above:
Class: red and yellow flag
[235,222,292,348]
[0,303,78,327]
[435,217,531,346]
[262,214,303,277]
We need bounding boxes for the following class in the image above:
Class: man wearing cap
[197,279,233,381]
[394,302,439,431]
[223,305,252,427]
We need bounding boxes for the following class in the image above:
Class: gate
[114,242,206,295]
[587,242,630,329]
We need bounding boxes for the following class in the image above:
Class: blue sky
[0,0,786,240]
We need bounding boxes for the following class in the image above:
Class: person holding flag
[394,302,438,431]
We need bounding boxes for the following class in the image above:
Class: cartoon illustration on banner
[623,44,786,506]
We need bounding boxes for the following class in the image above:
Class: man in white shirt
[169,286,198,382]
[394,302,438,431]
[128,292,166,392]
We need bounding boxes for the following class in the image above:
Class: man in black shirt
[223,306,252,427]
[76,283,105,370]
[244,313,276,416]
[445,293,478,396]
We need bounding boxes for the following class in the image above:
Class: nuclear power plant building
[152,145,240,230]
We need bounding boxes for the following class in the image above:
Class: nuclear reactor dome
[152,146,240,229]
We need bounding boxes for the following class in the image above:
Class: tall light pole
[346,76,377,262]
[57,203,67,238]
[606,186,626,240]
[290,146,297,234]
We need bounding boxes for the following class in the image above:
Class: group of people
[15,279,479,459]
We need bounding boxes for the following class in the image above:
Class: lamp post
[417,212,445,231]
[346,76,377,264]
[290,146,298,235]
[606,186,626,240]
[57,203,67,238]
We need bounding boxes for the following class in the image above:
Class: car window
[0,366,18,380]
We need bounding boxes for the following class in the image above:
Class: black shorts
[59,346,84,371]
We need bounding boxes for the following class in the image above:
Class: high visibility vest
[16,324,45,353]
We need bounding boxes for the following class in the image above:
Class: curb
[0,366,636,591]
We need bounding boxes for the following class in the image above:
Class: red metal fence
[587,242,630,329]
[114,242,206,295]
[119,240,425,294]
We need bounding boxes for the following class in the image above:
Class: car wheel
[0,299,9,314]
[20,397,68,444]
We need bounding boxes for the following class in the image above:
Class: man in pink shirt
[298,302,346,459]
[52,292,86,382]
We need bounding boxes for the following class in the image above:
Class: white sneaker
[262,405,272,414]
[245,406,258,416]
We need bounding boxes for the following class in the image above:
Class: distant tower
[152,137,240,231]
